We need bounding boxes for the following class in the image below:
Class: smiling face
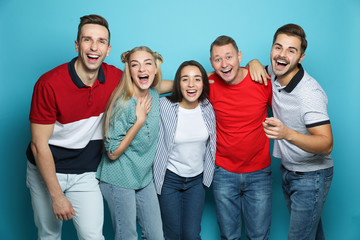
[210,43,242,85]
[75,24,111,73]
[270,33,305,85]
[179,65,204,109]
[129,50,157,95]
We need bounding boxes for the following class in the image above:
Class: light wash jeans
[100,181,164,240]
[158,170,205,240]
[281,165,333,240]
[26,161,104,240]
[212,165,272,240]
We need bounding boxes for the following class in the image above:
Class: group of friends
[26,14,334,240]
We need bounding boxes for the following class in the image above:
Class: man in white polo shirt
[250,23,333,240]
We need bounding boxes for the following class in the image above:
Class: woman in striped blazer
[153,60,216,240]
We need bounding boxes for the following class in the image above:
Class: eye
[131,63,138,68]
[181,78,188,82]
[99,40,106,44]
[215,58,221,62]
[226,56,232,59]
[195,78,202,81]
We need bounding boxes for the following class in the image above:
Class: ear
[106,45,112,57]
[298,53,305,64]
[237,51,243,63]
[210,57,214,68]
[75,40,79,53]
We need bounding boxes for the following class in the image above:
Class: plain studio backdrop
[0,0,359,239]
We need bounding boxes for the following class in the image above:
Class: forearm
[156,80,173,94]
[31,142,64,199]
[107,120,144,160]
[284,128,333,155]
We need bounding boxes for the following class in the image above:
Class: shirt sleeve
[302,86,330,127]
[29,79,57,124]
[104,100,136,153]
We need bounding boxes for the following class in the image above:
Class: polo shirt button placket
[88,88,93,106]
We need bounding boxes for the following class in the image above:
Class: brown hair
[167,60,209,104]
[77,14,110,45]
[210,35,238,56]
[273,24,307,54]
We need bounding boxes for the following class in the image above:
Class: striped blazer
[153,97,216,195]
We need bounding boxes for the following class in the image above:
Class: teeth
[139,75,149,79]
[187,90,196,93]
[277,60,287,65]
[222,69,231,73]
[88,55,99,59]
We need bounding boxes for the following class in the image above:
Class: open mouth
[87,54,100,62]
[138,74,149,83]
[221,68,232,76]
[275,58,288,68]
[186,89,197,96]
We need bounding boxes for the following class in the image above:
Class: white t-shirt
[167,105,209,177]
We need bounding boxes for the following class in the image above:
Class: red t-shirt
[209,68,272,173]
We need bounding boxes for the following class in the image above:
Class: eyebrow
[180,74,202,78]
[274,43,298,51]
[81,36,108,42]
[130,58,153,63]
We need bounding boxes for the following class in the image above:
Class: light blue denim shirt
[96,87,159,190]
[153,97,216,195]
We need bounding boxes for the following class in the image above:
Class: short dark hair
[210,35,238,56]
[167,60,210,104]
[77,14,110,45]
[273,24,307,54]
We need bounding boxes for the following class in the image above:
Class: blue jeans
[281,165,333,240]
[212,165,272,240]
[100,181,164,240]
[158,170,205,240]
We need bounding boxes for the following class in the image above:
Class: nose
[139,63,145,72]
[188,78,195,87]
[221,59,227,68]
[279,49,286,57]
[90,41,98,51]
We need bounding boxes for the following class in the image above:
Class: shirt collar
[275,64,304,93]
[67,57,105,88]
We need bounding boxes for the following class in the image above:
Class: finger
[263,76,268,86]
[146,106,152,114]
[71,208,76,216]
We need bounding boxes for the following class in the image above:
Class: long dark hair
[167,60,209,103]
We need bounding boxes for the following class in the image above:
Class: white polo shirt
[268,64,333,172]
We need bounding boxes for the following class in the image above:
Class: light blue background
[1,0,359,239]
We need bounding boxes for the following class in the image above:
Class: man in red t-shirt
[209,36,272,240]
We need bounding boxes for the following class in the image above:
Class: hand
[135,95,152,125]
[262,117,289,140]
[52,194,75,221]
[207,71,215,84]
[248,59,270,86]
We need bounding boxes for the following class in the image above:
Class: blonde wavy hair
[103,46,163,136]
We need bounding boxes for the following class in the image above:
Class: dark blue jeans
[212,165,272,240]
[281,165,333,240]
[158,170,205,240]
